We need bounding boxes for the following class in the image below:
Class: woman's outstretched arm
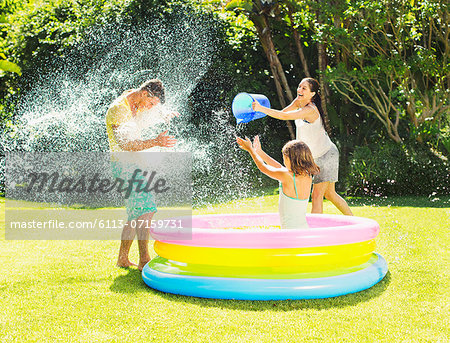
[253,101,318,122]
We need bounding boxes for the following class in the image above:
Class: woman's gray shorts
[313,143,339,184]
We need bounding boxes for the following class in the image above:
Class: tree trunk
[293,29,311,78]
[287,9,310,78]
[254,16,296,139]
[260,15,294,102]
[316,3,329,117]
[317,41,329,116]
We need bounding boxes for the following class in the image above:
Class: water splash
[1,18,268,207]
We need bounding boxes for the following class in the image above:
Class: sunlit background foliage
[1,0,448,200]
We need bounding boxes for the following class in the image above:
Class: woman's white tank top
[295,113,332,159]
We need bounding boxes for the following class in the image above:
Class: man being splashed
[106,79,178,270]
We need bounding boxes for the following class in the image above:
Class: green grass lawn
[0,195,449,342]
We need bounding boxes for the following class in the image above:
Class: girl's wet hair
[282,140,320,176]
[140,79,165,104]
[301,78,331,136]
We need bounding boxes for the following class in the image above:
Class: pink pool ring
[150,213,380,248]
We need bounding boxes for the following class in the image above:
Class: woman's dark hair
[302,78,332,136]
[139,79,165,104]
[282,140,320,176]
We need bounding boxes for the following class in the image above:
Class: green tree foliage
[0,0,127,135]
[321,0,449,148]
[0,0,26,135]
[1,0,448,196]
[0,0,22,75]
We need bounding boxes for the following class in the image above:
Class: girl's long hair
[282,140,320,176]
[302,78,332,136]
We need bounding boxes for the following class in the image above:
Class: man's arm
[113,127,176,151]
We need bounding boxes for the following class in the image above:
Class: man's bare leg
[117,221,137,268]
[136,212,155,271]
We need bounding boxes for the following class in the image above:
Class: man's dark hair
[139,79,165,104]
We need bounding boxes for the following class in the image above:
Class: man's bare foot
[116,259,137,268]
[138,258,151,271]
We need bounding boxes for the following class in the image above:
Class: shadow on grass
[112,269,391,311]
[110,268,149,294]
[346,196,449,208]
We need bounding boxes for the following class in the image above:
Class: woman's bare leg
[311,182,329,214]
[324,182,353,215]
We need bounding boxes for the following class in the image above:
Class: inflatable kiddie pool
[142,213,388,300]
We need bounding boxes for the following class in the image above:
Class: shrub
[346,142,449,196]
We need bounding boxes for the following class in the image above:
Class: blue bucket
[232,93,270,124]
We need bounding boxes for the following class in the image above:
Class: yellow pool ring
[154,239,376,268]
[149,254,380,278]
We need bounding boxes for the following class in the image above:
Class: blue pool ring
[142,253,388,300]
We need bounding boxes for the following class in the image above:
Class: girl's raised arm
[252,136,282,169]
[236,136,287,182]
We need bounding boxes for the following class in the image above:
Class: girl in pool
[236,136,319,229]
[252,78,353,215]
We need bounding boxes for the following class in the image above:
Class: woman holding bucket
[252,77,353,216]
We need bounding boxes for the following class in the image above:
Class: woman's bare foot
[116,258,137,268]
